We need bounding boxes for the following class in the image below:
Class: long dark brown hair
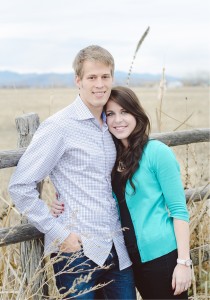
[106,86,151,193]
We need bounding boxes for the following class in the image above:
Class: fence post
[15,113,48,298]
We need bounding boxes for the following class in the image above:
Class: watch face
[186,260,192,266]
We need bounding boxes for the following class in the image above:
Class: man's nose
[95,77,104,88]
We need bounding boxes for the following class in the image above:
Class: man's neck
[82,99,104,125]
[78,95,104,126]
[92,109,104,126]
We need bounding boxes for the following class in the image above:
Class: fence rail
[0,185,209,248]
[0,128,209,169]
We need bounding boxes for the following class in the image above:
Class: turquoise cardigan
[118,140,189,263]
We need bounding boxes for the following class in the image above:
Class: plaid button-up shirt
[9,96,131,270]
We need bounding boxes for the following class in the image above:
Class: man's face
[75,60,113,113]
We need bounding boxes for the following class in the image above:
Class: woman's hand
[50,198,64,217]
[172,264,192,295]
[50,195,82,252]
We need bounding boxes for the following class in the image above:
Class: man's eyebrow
[86,73,111,76]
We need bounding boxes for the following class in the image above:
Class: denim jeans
[129,249,188,299]
[51,245,136,299]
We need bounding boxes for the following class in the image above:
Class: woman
[51,86,192,299]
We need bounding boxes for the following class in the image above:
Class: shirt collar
[73,95,95,120]
[73,95,106,126]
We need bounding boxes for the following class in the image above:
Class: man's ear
[75,75,81,88]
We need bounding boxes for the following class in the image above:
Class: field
[0,86,209,299]
[0,86,209,190]
[0,86,209,150]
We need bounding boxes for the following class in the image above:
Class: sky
[0,0,209,77]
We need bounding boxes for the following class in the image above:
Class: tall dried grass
[126,26,150,86]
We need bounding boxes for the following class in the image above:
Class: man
[9,45,136,299]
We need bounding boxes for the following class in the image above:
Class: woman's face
[106,100,137,147]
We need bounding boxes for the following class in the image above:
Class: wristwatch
[177,258,192,267]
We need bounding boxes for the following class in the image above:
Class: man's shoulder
[34,101,79,139]
[45,100,77,125]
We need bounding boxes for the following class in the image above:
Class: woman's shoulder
[144,139,169,152]
[144,139,176,161]
[143,139,179,171]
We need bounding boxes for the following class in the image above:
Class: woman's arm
[172,219,192,295]
[50,198,82,252]
[150,142,191,294]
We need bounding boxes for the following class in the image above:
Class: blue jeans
[51,245,136,299]
[130,249,188,299]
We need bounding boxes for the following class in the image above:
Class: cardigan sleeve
[153,142,189,222]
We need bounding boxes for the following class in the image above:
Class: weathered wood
[0,223,43,246]
[0,223,208,267]
[16,113,40,148]
[1,128,209,169]
[185,185,210,202]
[190,244,210,266]
[0,147,26,169]
[15,113,47,299]
[1,185,208,248]
[151,128,210,146]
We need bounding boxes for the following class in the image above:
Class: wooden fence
[0,113,210,299]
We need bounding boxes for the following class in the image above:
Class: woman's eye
[121,110,127,114]
[106,112,113,117]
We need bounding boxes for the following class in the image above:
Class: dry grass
[0,86,209,299]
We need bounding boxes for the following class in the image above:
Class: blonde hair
[72,45,115,78]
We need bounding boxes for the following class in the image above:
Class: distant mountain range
[0,71,181,88]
